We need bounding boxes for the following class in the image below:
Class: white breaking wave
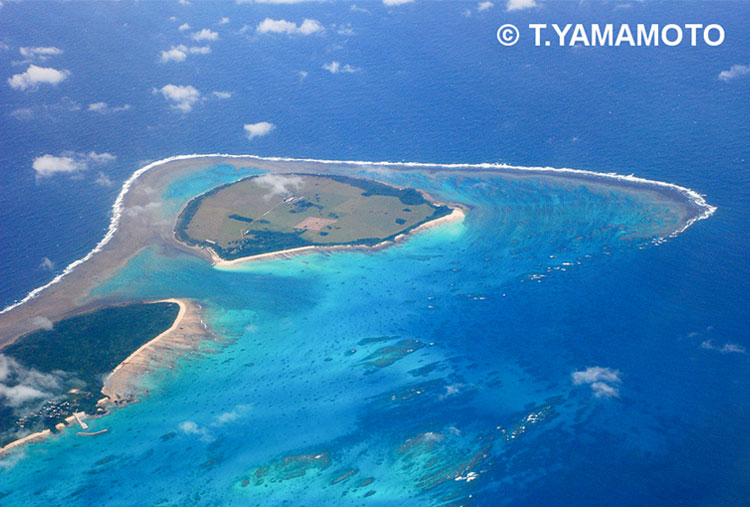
[1,154,198,316]
[0,153,716,316]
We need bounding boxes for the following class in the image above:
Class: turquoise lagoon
[0,164,712,505]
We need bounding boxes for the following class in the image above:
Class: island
[175,173,456,262]
[0,165,468,455]
[0,301,185,449]
[0,154,714,462]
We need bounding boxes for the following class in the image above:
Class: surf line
[1,153,716,315]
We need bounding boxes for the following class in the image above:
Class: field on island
[176,174,449,260]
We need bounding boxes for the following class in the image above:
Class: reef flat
[0,154,713,348]
[0,154,714,468]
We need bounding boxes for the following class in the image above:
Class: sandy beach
[0,429,52,455]
[398,207,466,236]
[102,298,211,402]
[209,206,467,268]
[1,297,209,457]
[0,153,713,463]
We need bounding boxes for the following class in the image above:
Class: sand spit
[400,207,465,236]
[101,298,211,403]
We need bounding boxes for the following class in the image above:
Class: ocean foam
[0,153,716,315]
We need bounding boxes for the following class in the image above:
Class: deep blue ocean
[0,1,748,505]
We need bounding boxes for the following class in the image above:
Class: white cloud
[0,357,10,382]
[160,44,211,62]
[212,404,251,426]
[254,173,303,198]
[422,431,444,442]
[383,0,413,5]
[160,45,188,63]
[589,382,619,398]
[88,102,108,112]
[257,19,295,34]
[10,97,80,120]
[8,64,70,91]
[39,258,55,271]
[31,316,53,330]
[0,355,61,408]
[179,23,191,31]
[32,151,115,179]
[477,1,494,11]
[718,64,750,82]
[298,19,325,35]
[215,410,240,424]
[337,24,355,36]
[0,384,48,407]
[572,366,621,398]
[244,121,276,140]
[157,84,201,112]
[720,344,747,353]
[700,340,746,354]
[507,0,537,11]
[124,201,161,217]
[95,172,113,187]
[572,366,621,385]
[323,61,359,74]
[256,18,324,35]
[191,28,219,41]
[87,151,116,163]
[218,17,230,25]
[212,90,232,99]
[439,383,462,400]
[179,420,200,434]
[32,155,85,177]
[178,420,213,441]
[19,46,63,60]
[88,102,131,113]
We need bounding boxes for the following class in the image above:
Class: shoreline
[99,298,186,400]
[208,205,467,268]
[0,153,715,453]
[400,206,465,236]
[0,153,715,318]
[0,429,52,456]
[101,298,210,402]
[102,298,186,389]
[1,297,208,458]
[0,154,713,460]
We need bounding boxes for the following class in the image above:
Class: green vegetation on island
[175,173,452,260]
[0,302,179,447]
